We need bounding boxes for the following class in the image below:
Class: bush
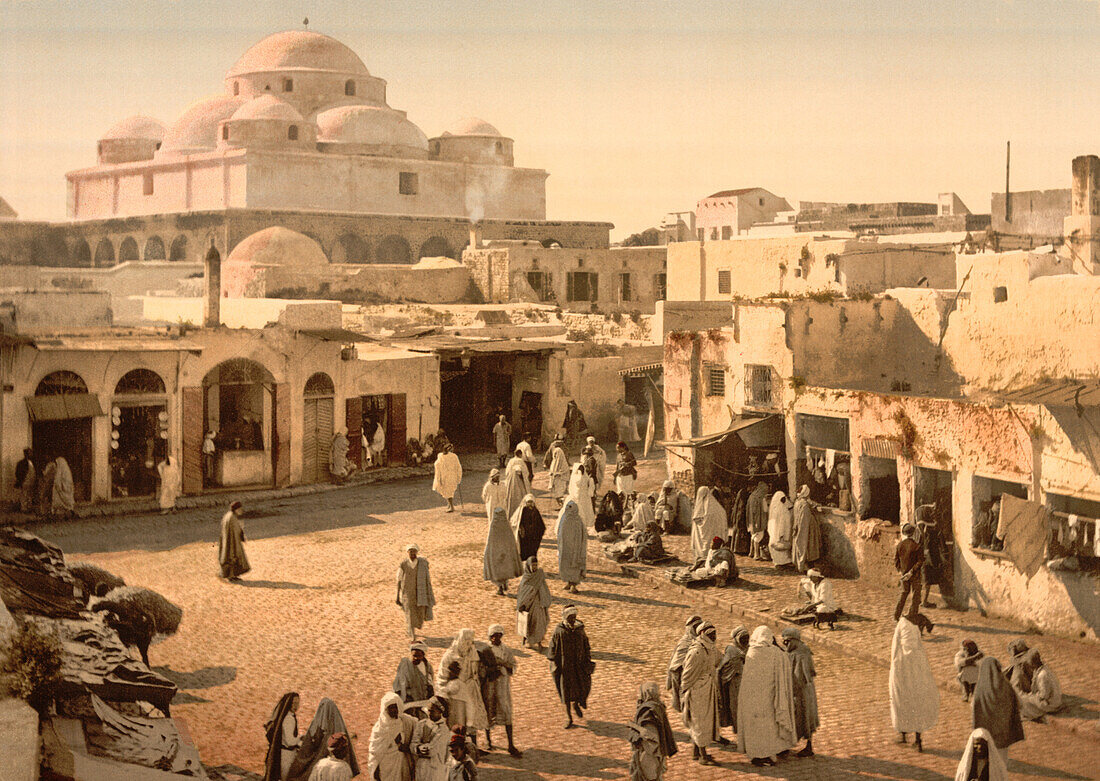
[2,619,64,716]
[68,562,126,604]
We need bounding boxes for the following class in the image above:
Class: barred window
[745,364,772,406]
[717,268,731,295]
[706,365,726,396]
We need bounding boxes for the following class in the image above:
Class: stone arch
[31,233,69,267]
[94,238,115,267]
[144,236,166,260]
[73,239,92,267]
[304,371,335,397]
[114,368,166,395]
[541,238,562,249]
[376,235,412,265]
[36,370,88,396]
[331,233,370,264]
[118,237,140,262]
[418,235,455,260]
[169,235,189,262]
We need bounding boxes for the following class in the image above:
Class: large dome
[100,115,166,142]
[159,96,247,154]
[227,31,371,78]
[442,117,502,137]
[315,105,428,156]
[225,227,328,269]
[231,95,305,122]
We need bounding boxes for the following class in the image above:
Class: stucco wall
[0,289,113,331]
[991,189,1071,236]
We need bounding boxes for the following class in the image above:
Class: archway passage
[94,238,115,267]
[303,372,335,484]
[31,234,69,266]
[73,240,92,267]
[144,236,166,260]
[169,235,189,262]
[375,235,412,264]
[541,238,562,249]
[201,359,276,488]
[110,369,168,498]
[118,237,140,262]
[30,370,97,503]
[418,235,454,260]
[332,232,369,264]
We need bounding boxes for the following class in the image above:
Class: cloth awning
[25,394,105,422]
[660,414,782,450]
[998,494,1051,580]
[862,437,900,459]
[617,362,663,377]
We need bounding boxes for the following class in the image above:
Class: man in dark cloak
[219,500,250,581]
[286,697,360,781]
[666,615,702,712]
[971,656,1025,750]
[513,495,546,561]
[263,691,300,781]
[393,642,435,716]
[718,626,749,742]
[548,604,593,729]
[746,482,770,560]
[917,507,948,607]
[781,627,819,757]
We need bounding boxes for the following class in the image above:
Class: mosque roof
[99,115,167,142]
[442,117,502,137]
[225,227,329,268]
[159,96,247,154]
[316,105,428,151]
[230,95,305,122]
[227,30,371,78]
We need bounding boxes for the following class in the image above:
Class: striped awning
[861,437,900,459]
[617,362,663,377]
[26,394,105,422]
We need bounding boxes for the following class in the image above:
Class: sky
[1,0,1099,238]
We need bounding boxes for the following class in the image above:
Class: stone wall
[991,189,1071,237]
[0,289,113,331]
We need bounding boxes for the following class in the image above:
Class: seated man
[594,491,625,537]
[672,536,738,587]
[626,493,656,533]
[1017,649,1063,721]
[781,568,839,629]
[605,521,667,564]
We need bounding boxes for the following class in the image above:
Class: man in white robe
[51,457,76,518]
[330,431,350,481]
[483,624,522,757]
[666,615,702,713]
[410,697,449,781]
[503,451,529,518]
[432,445,463,513]
[371,421,387,467]
[738,626,796,766]
[767,491,793,566]
[397,544,436,640]
[157,456,181,514]
[482,469,508,522]
[889,615,939,751]
[493,415,512,469]
[543,436,570,506]
[567,464,596,527]
[680,621,721,765]
[556,499,587,592]
[516,436,536,481]
[690,487,727,561]
[484,508,523,595]
[367,692,416,781]
[627,493,656,533]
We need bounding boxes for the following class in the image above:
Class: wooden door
[387,393,407,464]
[346,396,363,468]
[302,398,318,483]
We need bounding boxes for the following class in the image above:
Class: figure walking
[484,507,522,596]
[397,543,436,641]
[548,605,593,729]
[219,500,250,582]
[433,445,463,513]
[481,625,522,757]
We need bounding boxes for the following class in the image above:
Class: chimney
[203,239,221,328]
[469,222,481,250]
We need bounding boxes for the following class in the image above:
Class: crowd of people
[199,425,1072,781]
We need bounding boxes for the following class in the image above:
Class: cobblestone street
[29,457,1099,780]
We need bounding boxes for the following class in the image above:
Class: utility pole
[1005,141,1012,224]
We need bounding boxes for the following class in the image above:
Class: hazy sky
[2,1,1098,238]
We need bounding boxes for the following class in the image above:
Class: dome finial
[303,16,309,27]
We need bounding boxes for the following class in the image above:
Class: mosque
[0,30,610,269]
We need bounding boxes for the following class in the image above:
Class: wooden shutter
[273,383,291,487]
[181,386,203,495]
[346,396,363,468]
[566,271,575,302]
[388,393,407,464]
[302,398,318,482]
[589,272,598,302]
[317,397,334,478]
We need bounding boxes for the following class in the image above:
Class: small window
[222,125,230,141]
[619,272,632,302]
[710,228,718,240]
[287,125,299,141]
[495,140,503,154]
[706,365,726,396]
[697,228,704,241]
[233,81,240,96]
[399,171,418,195]
[717,269,731,295]
[283,78,293,92]
[745,364,772,407]
[721,226,732,240]
[345,79,356,96]
[993,286,1008,303]
[759,197,765,206]
[567,271,598,302]
[143,173,154,196]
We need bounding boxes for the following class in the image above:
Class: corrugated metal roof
[617,362,663,377]
[26,394,105,421]
[997,379,1100,407]
[862,438,900,459]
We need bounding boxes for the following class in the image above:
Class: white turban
[488,624,505,637]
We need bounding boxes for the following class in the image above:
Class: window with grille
[706,365,726,396]
[717,269,731,295]
[527,271,553,301]
[619,273,632,302]
[399,172,418,195]
[745,364,772,407]
[283,78,294,92]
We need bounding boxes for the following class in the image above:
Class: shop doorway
[202,359,275,488]
[110,369,168,498]
[862,456,900,523]
[29,370,98,502]
[302,373,334,484]
[361,393,407,466]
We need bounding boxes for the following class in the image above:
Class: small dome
[442,117,502,137]
[100,115,166,142]
[231,95,305,122]
[227,30,371,78]
[315,105,428,153]
[160,96,247,154]
[225,227,328,268]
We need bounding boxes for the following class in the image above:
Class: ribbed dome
[227,30,371,78]
[100,115,166,141]
[231,95,305,122]
[315,105,428,152]
[159,96,247,153]
[443,117,502,137]
[225,227,328,268]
